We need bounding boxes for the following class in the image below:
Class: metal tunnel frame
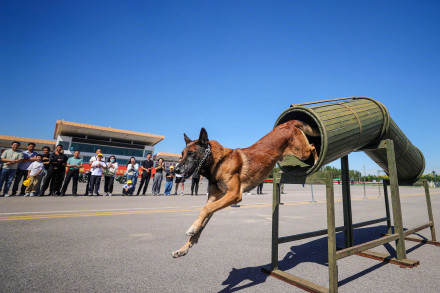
[261,139,438,293]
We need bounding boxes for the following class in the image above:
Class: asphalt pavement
[1,182,439,293]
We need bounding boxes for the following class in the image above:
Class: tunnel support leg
[423,179,437,241]
[380,139,407,260]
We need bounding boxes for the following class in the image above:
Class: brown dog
[171,120,319,258]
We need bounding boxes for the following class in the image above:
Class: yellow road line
[0,209,193,221]
[0,192,438,222]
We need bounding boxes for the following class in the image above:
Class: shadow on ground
[218,225,415,292]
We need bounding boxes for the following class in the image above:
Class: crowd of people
[0,141,207,197]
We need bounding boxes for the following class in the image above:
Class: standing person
[84,149,104,196]
[191,173,201,196]
[0,141,24,197]
[104,155,118,196]
[122,180,134,196]
[126,157,139,194]
[36,146,51,195]
[11,142,37,196]
[25,154,44,196]
[89,153,106,196]
[164,166,175,195]
[60,150,83,196]
[152,158,164,196]
[39,144,68,196]
[137,153,154,195]
[257,182,264,194]
[174,173,185,196]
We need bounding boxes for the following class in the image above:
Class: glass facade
[81,156,129,166]
[58,141,70,151]
[70,142,144,157]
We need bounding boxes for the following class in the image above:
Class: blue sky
[1,1,439,175]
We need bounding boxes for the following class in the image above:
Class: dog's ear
[198,128,209,146]
[184,133,192,145]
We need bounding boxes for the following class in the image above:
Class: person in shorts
[174,172,185,196]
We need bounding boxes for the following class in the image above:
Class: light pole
[377,169,385,198]
[363,165,367,200]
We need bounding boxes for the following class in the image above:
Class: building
[154,152,181,169]
[0,135,55,152]
[54,120,164,166]
[1,121,181,173]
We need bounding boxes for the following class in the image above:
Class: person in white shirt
[89,153,107,196]
[104,155,118,196]
[84,149,104,195]
[126,157,139,195]
[25,154,44,196]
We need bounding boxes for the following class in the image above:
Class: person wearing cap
[84,149,104,195]
[11,142,38,196]
[0,141,24,197]
[39,144,68,196]
[122,180,134,196]
[164,165,175,195]
[89,153,107,196]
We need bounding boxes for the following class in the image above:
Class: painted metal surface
[274,97,424,183]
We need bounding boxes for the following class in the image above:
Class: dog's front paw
[171,249,188,258]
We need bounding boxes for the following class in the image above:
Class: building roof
[54,120,164,146]
[0,135,56,151]
[154,152,181,162]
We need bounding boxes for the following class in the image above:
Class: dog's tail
[290,120,320,137]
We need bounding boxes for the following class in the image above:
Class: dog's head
[174,128,210,179]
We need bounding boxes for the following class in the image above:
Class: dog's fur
[171,120,319,258]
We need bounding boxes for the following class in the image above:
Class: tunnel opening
[275,108,323,176]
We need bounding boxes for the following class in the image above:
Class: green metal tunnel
[274,97,425,183]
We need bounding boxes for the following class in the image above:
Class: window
[70,142,144,157]
[58,141,70,151]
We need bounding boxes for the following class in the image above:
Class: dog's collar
[194,144,211,174]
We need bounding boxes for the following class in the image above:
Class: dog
[171,120,320,258]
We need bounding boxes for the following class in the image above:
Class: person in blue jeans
[126,157,139,194]
[164,166,175,195]
[0,141,24,197]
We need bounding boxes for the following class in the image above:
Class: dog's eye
[187,151,194,156]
